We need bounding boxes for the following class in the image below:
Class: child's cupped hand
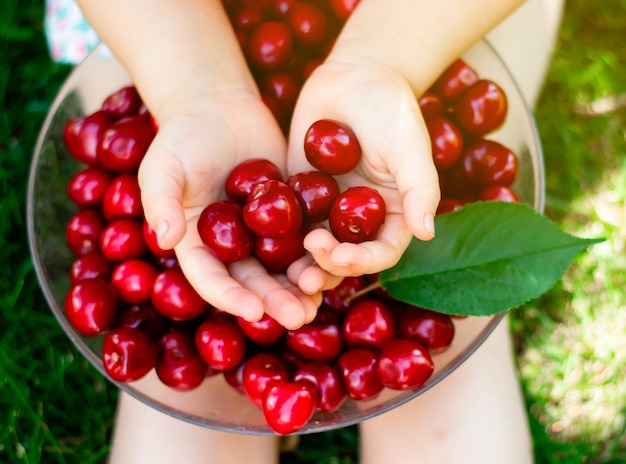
[287,59,441,282]
[137,90,334,330]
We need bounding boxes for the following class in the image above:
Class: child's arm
[75,0,327,329]
[288,0,526,280]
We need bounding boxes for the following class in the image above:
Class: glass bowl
[27,39,544,435]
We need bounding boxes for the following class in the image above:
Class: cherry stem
[346,281,382,304]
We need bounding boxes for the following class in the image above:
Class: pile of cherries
[59,0,522,435]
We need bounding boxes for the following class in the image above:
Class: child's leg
[108,391,280,464]
[359,317,532,464]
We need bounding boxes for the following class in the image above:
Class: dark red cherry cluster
[197,119,385,272]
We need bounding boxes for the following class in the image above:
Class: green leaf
[379,201,603,316]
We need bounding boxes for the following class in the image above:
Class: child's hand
[287,60,441,279]
[138,90,326,329]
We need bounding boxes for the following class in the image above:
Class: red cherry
[102,172,144,221]
[418,91,445,120]
[243,180,303,237]
[262,379,318,435]
[64,279,119,336]
[197,200,254,263]
[224,158,284,203]
[376,339,434,390]
[236,313,286,345]
[399,306,455,351]
[155,329,209,391]
[195,316,247,370]
[287,170,340,223]
[436,198,465,215]
[245,21,294,71]
[151,268,209,321]
[329,186,386,243]
[337,347,383,401]
[102,327,158,382]
[285,308,343,362]
[258,73,301,117]
[223,361,246,395]
[452,79,508,136]
[253,227,307,273]
[439,162,478,203]
[111,259,159,304]
[66,209,106,256]
[114,302,171,340]
[67,167,114,208]
[242,352,290,407]
[101,86,142,117]
[99,218,147,262]
[322,275,371,312]
[98,115,156,172]
[426,115,464,171]
[430,58,479,103]
[287,1,330,48]
[342,298,396,348]
[228,2,266,31]
[303,119,362,175]
[69,251,114,285]
[142,220,176,259]
[461,139,519,187]
[293,362,346,413]
[479,185,520,203]
[328,0,361,21]
[63,110,115,166]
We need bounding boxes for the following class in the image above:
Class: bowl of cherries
[28,0,543,435]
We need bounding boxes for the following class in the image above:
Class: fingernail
[156,220,169,246]
[424,213,436,238]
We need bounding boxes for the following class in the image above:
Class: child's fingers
[286,254,344,296]
[137,142,188,250]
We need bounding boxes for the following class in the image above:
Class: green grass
[1,1,625,463]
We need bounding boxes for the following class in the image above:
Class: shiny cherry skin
[262,379,318,435]
[376,339,434,390]
[243,180,303,237]
[342,298,396,348]
[322,275,371,312]
[98,115,156,172]
[114,302,171,340]
[102,172,144,221]
[479,185,520,203]
[418,91,445,120]
[287,1,330,48]
[228,1,266,32]
[195,316,247,370]
[99,218,147,262]
[102,327,158,382]
[426,115,464,171]
[67,167,114,208]
[69,251,113,285]
[253,226,307,273]
[142,220,176,259]
[111,259,159,304]
[151,268,209,321]
[224,158,284,203]
[101,86,142,117]
[63,110,115,166]
[245,21,294,71]
[197,200,254,263]
[242,351,290,407]
[399,306,455,351]
[452,79,508,136]
[66,209,106,256]
[430,58,479,103]
[303,119,362,175]
[329,186,386,244]
[223,361,246,394]
[155,329,209,391]
[64,279,119,336]
[462,139,519,187]
[236,313,286,345]
[287,170,340,223]
[436,198,465,215]
[258,73,301,116]
[337,347,383,401]
[293,362,346,413]
[328,0,361,21]
[285,308,343,362]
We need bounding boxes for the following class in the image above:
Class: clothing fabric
[44,0,99,64]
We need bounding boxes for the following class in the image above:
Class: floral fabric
[44,0,99,64]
